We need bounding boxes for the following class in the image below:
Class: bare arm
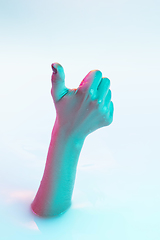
[31,63,114,217]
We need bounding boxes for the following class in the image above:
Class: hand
[31,62,114,217]
[51,63,114,139]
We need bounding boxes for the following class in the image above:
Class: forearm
[31,118,85,217]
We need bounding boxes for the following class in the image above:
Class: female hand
[51,63,114,139]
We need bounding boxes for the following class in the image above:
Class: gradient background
[0,0,160,239]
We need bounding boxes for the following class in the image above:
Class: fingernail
[51,64,57,74]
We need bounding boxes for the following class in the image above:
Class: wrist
[54,116,86,146]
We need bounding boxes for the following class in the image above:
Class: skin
[31,63,114,217]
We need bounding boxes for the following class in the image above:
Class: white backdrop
[0,0,160,239]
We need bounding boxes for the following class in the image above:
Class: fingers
[77,70,102,98]
[105,89,112,108]
[109,101,114,117]
[100,85,114,122]
[51,63,68,101]
[97,78,110,103]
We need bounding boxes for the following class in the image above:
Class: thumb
[51,63,68,101]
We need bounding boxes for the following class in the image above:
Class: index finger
[77,70,102,96]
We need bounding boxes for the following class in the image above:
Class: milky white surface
[0,0,160,239]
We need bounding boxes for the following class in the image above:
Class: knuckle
[102,105,108,114]
[89,88,95,96]
[88,89,96,101]
[97,100,105,112]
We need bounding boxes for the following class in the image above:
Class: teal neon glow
[31,63,114,217]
